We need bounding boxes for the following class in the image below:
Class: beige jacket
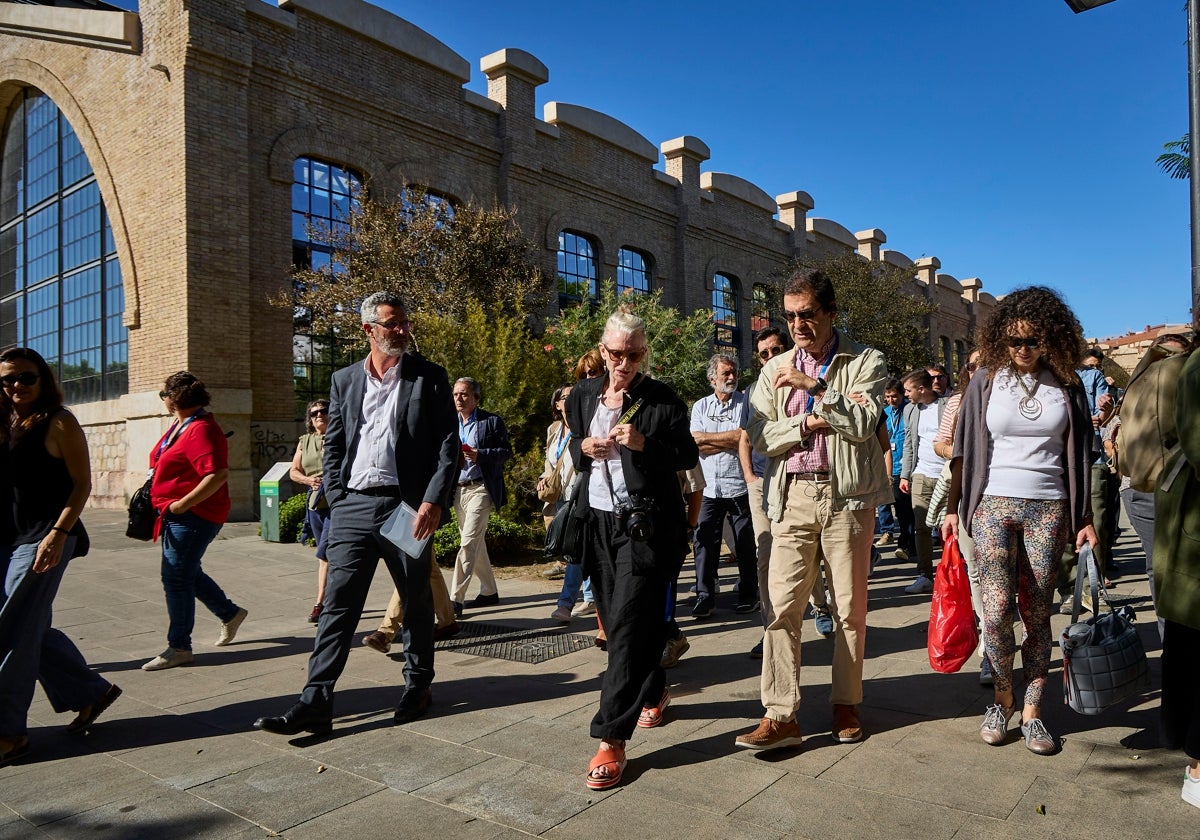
[748,328,892,521]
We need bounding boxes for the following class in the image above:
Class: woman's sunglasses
[1007,338,1040,349]
[1,371,39,388]
[309,408,328,418]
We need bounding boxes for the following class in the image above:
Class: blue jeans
[160,511,237,650]
[557,561,594,609]
[305,501,331,561]
[1,538,110,735]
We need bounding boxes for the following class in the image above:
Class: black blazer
[565,373,698,550]
[322,352,459,516]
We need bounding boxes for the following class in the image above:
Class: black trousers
[1162,619,1200,760]
[587,509,673,741]
[694,493,758,602]
[300,492,434,711]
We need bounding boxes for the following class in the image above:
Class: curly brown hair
[975,286,1085,386]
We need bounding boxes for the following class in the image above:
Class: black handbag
[1060,544,1151,715]
[126,477,157,541]
[544,477,585,564]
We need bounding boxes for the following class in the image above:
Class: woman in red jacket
[142,371,247,671]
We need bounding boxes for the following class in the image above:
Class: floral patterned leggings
[971,495,1069,709]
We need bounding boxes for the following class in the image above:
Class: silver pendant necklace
[1015,369,1042,420]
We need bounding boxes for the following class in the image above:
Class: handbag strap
[1070,543,1111,623]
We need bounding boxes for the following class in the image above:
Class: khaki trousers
[761,477,873,720]
[751,478,829,628]
[377,562,457,641]
[450,482,496,603]
[911,472,939,578]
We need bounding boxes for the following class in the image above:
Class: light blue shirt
[691,390,749,499]
[458,410,483,483]
[1077,367,1110,456]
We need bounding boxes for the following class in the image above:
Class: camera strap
[600,396,645,510]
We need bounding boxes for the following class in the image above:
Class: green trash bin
[259,462,293,542]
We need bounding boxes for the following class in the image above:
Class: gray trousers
[300,492,435,710]
[1120,486,1164,641]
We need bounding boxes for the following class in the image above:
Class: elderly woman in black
[0,348,120,765]
[564,308,698,790]
[942,287,1098,755]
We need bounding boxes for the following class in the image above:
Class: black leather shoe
[254,701,332,735]
[393,688,432,724]
[452,601,464,619]
[467,592,499,608]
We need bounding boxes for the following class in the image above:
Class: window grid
[751,283,773,333]
[557,231,597,307]
[712,273,741,354]
[0,88,127,405]
[615,247,650,295]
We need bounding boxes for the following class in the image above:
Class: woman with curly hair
[942,287,1098,755]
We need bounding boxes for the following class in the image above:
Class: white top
[983,367,1069,500]
[348,356,403,490]
[587,399,627,513]
[914,401,946,479]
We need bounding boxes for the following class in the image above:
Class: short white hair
[601,309,646,344]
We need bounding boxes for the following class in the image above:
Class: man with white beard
[255,291,458,735]
[689,353,759,618]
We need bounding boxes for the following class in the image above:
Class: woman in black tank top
[0,348,120,766]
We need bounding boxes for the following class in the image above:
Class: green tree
[547,281,716,402]
[1157,133,1190,180]
[785,253,939,376]
[278,184,553,343]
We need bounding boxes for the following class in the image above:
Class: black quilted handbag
[1060,545,1151,715]
[544,477,585,564]
[126,477,157,541]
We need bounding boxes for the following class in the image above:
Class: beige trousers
[377,562,457,640]
[450,482,496,603]
[761,477,873,721]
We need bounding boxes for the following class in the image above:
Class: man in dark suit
[255,291,458,735]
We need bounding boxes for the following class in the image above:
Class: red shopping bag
[927,537,978,674]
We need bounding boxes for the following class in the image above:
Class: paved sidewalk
[2,511,1192,839]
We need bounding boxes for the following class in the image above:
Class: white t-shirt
[983,367,1069,500]
[914,401,946,479]
[587,400,627,513]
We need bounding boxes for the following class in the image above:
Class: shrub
[278,492,308,543]
[432,510,544,564]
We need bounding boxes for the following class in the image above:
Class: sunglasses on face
[371,320,410,332]
[309,408,328,418]
[603,345,646,364]
[1,371,38,388]
[967,362,978,371]
[782,307,822,323]
[1007,337,1040,349]
[758,345,785,361]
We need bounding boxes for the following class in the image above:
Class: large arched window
[557,230,597,308]
[615,247,651,295]
[0,88,127,403]
[291,156,361,417]
[712,273,741,355]
[751,283,775,333]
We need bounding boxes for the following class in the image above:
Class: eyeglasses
[158,390,170,400]
[966,362,978,371]
[309,408,328,418]
[758,345,785,361]
[1007,337,1040,349]
[371,320,410,332]
[602,345,646,364]
[782,307,822,323]
[0,371,38,388]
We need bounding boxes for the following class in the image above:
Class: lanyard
[553,428,571,463]
[157,412,200,458]
[886,406,902,438]
[799,334,838,413]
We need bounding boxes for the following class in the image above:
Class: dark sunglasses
[758,345,785,361]
[967,362,978,371]
[158,390,169,400]
[603,345,646,364]
[782,307,822,323]
[1007,337,1040,349]
[0,371,39,388]
[309,408,328,418]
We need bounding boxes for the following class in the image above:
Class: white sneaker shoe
[903,575,933,595]
[1184,767,1200,809]
[571,601,596,617]
[215,608,248,646]
[142,648,194,671]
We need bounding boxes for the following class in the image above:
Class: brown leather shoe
[734,717,803,751]
[433,621,460,641]
[832,704,863,743]
[361,631,391,654]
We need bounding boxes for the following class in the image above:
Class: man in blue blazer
[255,291,459,734]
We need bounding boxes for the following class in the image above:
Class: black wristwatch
[811,377,828,396]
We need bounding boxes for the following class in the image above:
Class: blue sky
[116,0,1190,338]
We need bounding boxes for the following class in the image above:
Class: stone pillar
[481,48,549,143]
[914,256,940,291]
[661,135,710,191]
[777,191,815,255]
[855,228,886,262]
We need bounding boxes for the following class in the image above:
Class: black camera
[614,496,655,542]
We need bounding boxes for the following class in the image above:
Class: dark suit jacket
[460,408,512,509]
[323,352,459,518]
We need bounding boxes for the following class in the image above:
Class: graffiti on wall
[250,422,297,472]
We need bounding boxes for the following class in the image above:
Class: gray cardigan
[900,396,948,480]
[948,367,1093,538]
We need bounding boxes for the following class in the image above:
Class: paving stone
[280,787,522,838]
[114,733,280,790]
[1,755,159,827]
[545,787,786,840]
[36,789,256,839]
[1006,774,1196,838]
[310,729,493,792]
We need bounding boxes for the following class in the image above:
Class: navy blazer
[459,408,512,508]
[322,352,459,518]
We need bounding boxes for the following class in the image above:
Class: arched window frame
[0,87,127,404]
[557,230,598,309]
[751,282,776,334]
[615,246,652,296]
[712,272,741,355]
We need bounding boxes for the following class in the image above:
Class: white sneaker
[903,575,933,595]
[142,648,194,671]
[215,607,248,646]
[1184,767,1200,809]
[571,601,596,618]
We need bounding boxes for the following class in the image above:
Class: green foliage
[785,252,939,376]
[501,446,548,527]
[1157,133,1190,180]
[278,492,308,544]
[416,302,561,457]
[431,510,544,564]
[278,184,553,345]
[547,281,716,402]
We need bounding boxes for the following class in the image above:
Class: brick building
[0,0,994,516]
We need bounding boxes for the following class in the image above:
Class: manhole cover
[436,621,596,664]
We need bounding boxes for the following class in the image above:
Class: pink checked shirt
[784,334,835,474]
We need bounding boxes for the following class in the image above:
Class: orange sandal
[586,740,626,790]
[637,689,670,728]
